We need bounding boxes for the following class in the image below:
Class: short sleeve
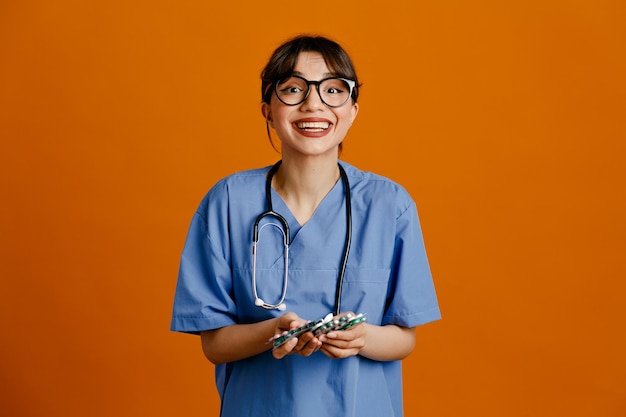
[382,200,441,327]
[170,189,238,334]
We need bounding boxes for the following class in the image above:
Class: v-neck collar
[269,176,344,239]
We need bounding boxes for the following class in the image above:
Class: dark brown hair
[261,35,360,105]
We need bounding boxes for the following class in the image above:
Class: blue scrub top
[171,161,440,417]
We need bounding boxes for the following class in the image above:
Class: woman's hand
[271,312,323,360]
[318,313,417,361]
[317,313,367,359]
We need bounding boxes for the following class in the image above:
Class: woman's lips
[295,121,330,131]
[292,118,332,136]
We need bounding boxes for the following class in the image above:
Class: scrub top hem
[171,316,236,334]
[391,308,442,328]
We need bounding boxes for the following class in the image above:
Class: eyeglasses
[274,75,356,108]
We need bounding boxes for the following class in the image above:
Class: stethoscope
[252,160,352,316]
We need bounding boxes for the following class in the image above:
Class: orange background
[1,1,625,416]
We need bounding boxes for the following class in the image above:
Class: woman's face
[262,51,359,159]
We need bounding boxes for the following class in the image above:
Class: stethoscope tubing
[334,163,351,315]
[251,160,351,316]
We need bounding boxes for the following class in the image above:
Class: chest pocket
[340,267,391,325]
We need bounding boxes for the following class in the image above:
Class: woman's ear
[261,103,273,127]
[349,102,359,125]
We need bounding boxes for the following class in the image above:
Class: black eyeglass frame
[273,75,357,108]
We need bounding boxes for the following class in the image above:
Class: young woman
[171,35,440,417]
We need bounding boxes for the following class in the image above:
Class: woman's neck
[272,157,340,225]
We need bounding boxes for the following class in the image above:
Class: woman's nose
[300,85,325,111]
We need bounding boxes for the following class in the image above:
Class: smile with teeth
[295,121,331,132]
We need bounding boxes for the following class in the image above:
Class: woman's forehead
[293,51,334,76]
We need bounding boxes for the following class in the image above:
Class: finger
[289,319,306,329]
[321,332,365,351]
[320,344,355,360]
[295,332,322,355]
[322,331,352,344]
[295,332,314,350]
[272,337,298,359]
[320,341,345,357]
[319,337,349,350]
[299,337,322,357]
[319,345,337,359]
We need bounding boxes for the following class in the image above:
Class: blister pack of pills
[271,313,367,349]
